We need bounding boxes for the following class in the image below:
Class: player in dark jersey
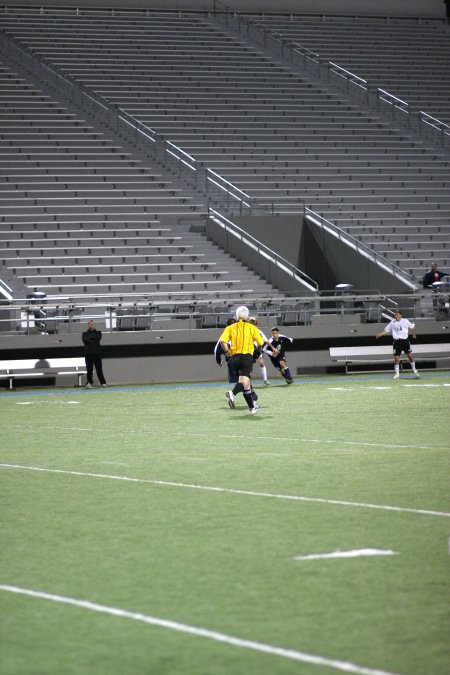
[267,327,294,384]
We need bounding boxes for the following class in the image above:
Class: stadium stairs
[0,51,283,310]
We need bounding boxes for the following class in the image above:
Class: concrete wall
[2,318,448,385]
[303,220,414,293]
[2,0,445,18]
[207,214,313,294]
[226,214,412,294]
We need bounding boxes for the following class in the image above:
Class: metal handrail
[419,112,450,147]
[1,289,447,335]
[206,170,253,208]
[0,278,13,302]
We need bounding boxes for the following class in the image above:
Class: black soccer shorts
[393,339,412,356]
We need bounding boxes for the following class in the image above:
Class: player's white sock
[394,365,400,375]
[410,361,416,371]
[260,365,267,381]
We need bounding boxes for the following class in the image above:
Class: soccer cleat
[393,374,400,379]
[264,380,270,385]
[286,378,294,385]
[414,370,420,378]
[85,383,93,388]
[250,404,259,415]
[101,384,107,387]
[226,390,235,409]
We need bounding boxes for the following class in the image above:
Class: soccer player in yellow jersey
[219,305,265,414]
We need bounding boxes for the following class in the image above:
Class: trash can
[26,292,47,332]
[335,283,354,314]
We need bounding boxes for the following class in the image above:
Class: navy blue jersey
[267,334,293,361]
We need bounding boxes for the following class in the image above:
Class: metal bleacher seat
[201,312,219,329]
[134,307,150,330]
[116,307,135,331]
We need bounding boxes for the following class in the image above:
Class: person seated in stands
[423,262,448,289]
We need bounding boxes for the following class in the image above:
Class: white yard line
[15,401,80,405]
[294,549,397,561]
[7,424,449,451]
[0,584,401,675]
[1,463,449,518]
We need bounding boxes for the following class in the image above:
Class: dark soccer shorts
[393,339,412,356]
[229,353,254,378]
[253,347,263,361]
[270,354,285,369]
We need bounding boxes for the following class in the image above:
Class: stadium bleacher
[0,57,279,302]
[1,8,447,290]
[249,14,450,124]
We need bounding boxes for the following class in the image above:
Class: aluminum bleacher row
[0,8,449,293]
[0,58,280,302]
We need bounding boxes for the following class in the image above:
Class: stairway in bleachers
[0,58,279,303]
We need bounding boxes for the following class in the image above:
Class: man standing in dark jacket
[82,320,107,388]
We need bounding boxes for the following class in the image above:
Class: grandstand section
[1,7,448,290]
[248,14,450,124]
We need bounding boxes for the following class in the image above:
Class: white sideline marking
[294,549,396,561]
[402,384,442,388]
[1,463,449,518]
[15,400,80,405]
[329,387,392,391]
[0,584,401,675]
[329,384,450,390]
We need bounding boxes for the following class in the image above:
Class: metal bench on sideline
[0,357,87,389]
[329,343,450,374]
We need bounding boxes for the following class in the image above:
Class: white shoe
[226,391,235,409]
[264,380,270,385]
[101,383,107,387]
[250,404,259,415]
[393,374,400,379]
[414,370,420,378]
[85,383,93,388]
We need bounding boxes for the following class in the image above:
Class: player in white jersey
[376,310,419,379]
[248,316,273,384]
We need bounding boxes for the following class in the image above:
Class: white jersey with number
[384,318,415,340]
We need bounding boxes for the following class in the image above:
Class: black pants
[85,354,106,385]
[229,353,254,378]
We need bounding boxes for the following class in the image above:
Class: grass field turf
[1,373,449,675]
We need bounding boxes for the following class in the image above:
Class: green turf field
[1,373,449,675]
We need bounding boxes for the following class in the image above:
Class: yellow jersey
[219,320,264,356]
